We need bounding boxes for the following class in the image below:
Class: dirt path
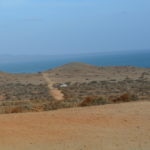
[42,73,64,101]
[0,101,150,150]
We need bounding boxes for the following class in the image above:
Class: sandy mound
[0,101,150,150]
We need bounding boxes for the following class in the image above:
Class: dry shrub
[79,96,93,107]
[2,103,34,114]
[3,106,23,114]
[10,106,23,113]
[79,96,107,107]
[111,93,138,103]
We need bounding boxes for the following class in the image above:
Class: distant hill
[45,62,150,83]
[46,62,100,75]
[0,62,149,84]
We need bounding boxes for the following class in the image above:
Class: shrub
[79,96,107,107]
[111,93,138,103]
[10,106,23,113]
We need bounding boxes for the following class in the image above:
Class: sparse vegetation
[0,83,52,101]
[0,63,149,114]
[60,80,150,104]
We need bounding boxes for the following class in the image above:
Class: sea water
[0,51,149,73]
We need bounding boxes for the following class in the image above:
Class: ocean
[0,51,149,73]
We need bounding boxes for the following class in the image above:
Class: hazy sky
[0,0,150,55]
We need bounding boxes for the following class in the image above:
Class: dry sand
[0,101,150,150]
[42,72,64,101]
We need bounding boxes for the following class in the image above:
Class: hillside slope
[0,62,149,113]
[45,62,150,83]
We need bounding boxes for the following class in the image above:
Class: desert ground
[0,63,149,149]
[0,101,150,150]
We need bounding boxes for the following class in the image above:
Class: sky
[0,0,150,55]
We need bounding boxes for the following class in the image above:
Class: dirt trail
[42,73,64,101]
[0,101,150,150]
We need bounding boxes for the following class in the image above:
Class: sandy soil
[42,73,64,101]
[50,89,64,101]
[0,101,149,150]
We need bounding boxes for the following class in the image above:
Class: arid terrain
[0,101,149,150]
[0,62,150,113]
[0,62,150,149]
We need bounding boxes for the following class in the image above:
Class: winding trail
[42,73,64,101]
